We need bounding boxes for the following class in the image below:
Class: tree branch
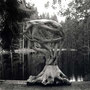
[18,0,34,12]
[39,24,60,33]
[33,36,63,43]
[32,47,47,54]
[23,34,51,53]
[42,37,63,43]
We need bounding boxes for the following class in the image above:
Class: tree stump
[27,65,71,85]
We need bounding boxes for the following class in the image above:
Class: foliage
[0,0,34,50]
[39,13,58,22]
[61,0,90,50]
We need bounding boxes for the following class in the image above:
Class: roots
[27,65,71,85]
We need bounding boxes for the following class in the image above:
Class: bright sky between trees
[26,0,73,22]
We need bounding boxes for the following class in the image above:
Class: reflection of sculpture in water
[22,19,71,85]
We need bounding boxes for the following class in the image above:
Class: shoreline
[0,80,90,90]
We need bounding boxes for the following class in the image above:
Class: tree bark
[27,56,71,85]
[27,65,71,85]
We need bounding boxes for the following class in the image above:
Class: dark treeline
[0,0,34,50]
[61,0,90,51]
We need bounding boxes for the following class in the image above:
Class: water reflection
[0,51,90,81]
[70,75,83,82]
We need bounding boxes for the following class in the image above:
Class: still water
[0,51,90,81]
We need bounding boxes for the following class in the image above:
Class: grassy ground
[0,80,90,90]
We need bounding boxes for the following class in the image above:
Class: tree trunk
[27,58,71,85]
[25,19,71,85]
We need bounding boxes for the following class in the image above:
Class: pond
[0,50,90,82]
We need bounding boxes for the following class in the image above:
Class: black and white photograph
[0,0,90,90]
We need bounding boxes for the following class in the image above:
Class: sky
[26,0,73,22]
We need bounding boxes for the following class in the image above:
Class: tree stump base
[27,65,71,86]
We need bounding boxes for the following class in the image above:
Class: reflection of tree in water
[1,53,12,79]
[28,53,45,76]
[59,51,90,81]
